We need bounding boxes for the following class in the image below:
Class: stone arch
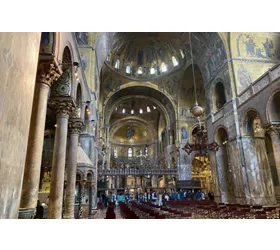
[103,82,177,118]
[105,95,170,126]
[266,89,280,123]
[241,108,262,136]
[76,170,84,181]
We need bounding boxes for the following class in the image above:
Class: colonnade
[19,61,85,219]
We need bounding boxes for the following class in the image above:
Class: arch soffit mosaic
[105,95,169,126]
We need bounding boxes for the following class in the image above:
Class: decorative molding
[266,124,280,136]
[50,98,75,118]
[68,119,83,134]
[36,62,61,87]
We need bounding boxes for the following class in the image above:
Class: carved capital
[50,99,75,118]
[68,120,83,134]
[36,62,61,87]
[266,125,280,136]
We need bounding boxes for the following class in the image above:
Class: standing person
[196,190,202,200]
[144,192,147,202]
[118,193,124,203]
[135,192,139,202]
[211,191,215,201]
[201,191,205,200]
[177,192,180,200]
[191,190,195,200]
[158,192,163,206]
[147,192,151,201]
[208,191,212,200]
[46,196,49,206]
[162,191,166,202]
[139,192,143,202]
[180,190,184,200]
[151,191,157,204]
[183,190,187,200]
[165,193,170,203]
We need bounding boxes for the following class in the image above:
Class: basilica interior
[1,32,280,219]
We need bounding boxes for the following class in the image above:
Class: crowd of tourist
[98,190,215,207]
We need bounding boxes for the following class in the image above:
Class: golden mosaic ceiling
[105,33,186,81]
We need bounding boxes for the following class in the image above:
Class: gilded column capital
[36,62,61,87]
[50,99,75,118]
[68,120,83,134]
[70,107,81,119]
[266,125,280,136]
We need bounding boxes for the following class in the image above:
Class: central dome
[105,34,186,81]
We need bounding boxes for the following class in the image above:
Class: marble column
[90,182,96,213]
[19,63,61,219]
[64,119,83,219]
[241,133,276,205]
[116,176,120,188]
[0,32,41,219]
[165,126,170,146]
[208,151,221,202]
[178,149,193,181]
[48,98,75,219]
[266,125,280,184]
[216,148,230,203]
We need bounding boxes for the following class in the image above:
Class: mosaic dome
[105,33,186,81]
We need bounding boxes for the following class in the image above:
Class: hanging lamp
[189,32,204,118]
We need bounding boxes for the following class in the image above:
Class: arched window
[147,106,151,112]
[137,67,143,75]
[144,145,148,156]
[114,148,118,158]
[122,108,126,114]
[106,53,111,62]
[172,56,178,66]
[214,82,226,110]
[114,59,120,69]
[139,108,143,114]
[126,64,131,74]
[131,109,134,114]
[128,147,133,158]
[161,62,167,72]
[150,67,155,75]
[179,49,185,59]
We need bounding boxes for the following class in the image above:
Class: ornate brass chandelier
[180,33,219,155]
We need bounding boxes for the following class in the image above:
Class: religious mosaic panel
[231,32,280,94]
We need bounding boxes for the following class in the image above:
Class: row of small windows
[116,106,156,114]
[114,147,148,158]
[109,56,180,74]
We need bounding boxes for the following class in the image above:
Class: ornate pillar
[19,63,60,219]
[48,98,75,219]
[64,118,83,219]
[216,147,230,203]
[0,32,41,219]
[90,181,96,213]
[116,175,120,189]
[105,124,110,148]
[165,126,170,146]
[178,149,193,181]
[266,125,280,184]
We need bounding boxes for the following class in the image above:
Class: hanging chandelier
[179,33,219,155]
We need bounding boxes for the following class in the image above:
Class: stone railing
[98,168,178,176]
[237,63,280,107]
[211,108,224,123]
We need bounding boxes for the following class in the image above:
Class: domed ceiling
[105,33,186,81]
